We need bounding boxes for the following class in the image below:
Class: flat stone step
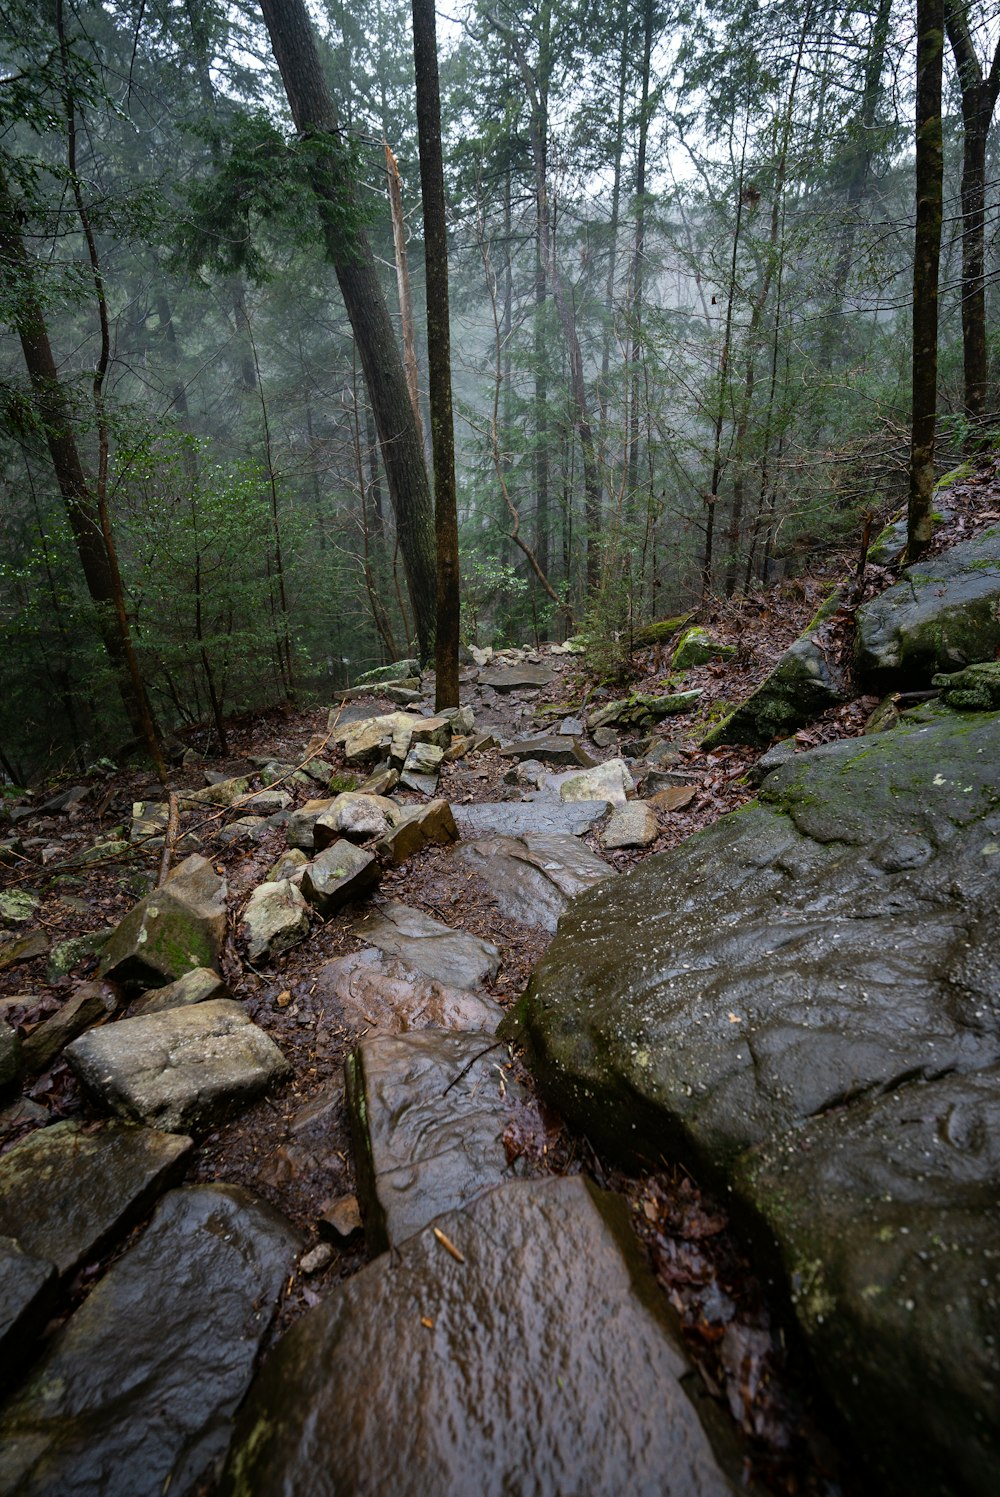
[453,800,607,839]
[219,1176,736,1497]
[453,833,614,932]
[315,948,502,1035]
[478,664,554,692]
[66,999,292,1133]
[346,1029,521,1251]
[0,1184,300,1497]
[351,901,500,990]
[0,1119,192,1282]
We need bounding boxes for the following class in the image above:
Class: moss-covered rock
[701,590,844,748]
[670,626,736,671]
[588,689,702,732]
[855,526,1000,689]
[631,612,694,648]
[932,660,1000,711]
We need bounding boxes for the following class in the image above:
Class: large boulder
[0,1184,300,1497]
[855,524,1000,689]
[518,705,1000,1495]
[220,1177,735,1497]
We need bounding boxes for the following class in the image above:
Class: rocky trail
[0,482,999,1496]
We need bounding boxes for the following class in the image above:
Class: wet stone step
[351,901,500,990]
[66,999,292,1132]
[220,1176,736,1497]
[0,1184,301,1497]
[453,832,614,932]
[315,948,502,1035]
[453,799,608,840]
[346,1029,523,1252]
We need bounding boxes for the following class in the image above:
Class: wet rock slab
[477,663,554,692]
[0,1237,56,1377]
[735,1066,1000,1497]
[521,709,1000,1171]
[346,1029,521,1251]
[221,1176,735,1497]
[453,833,614,932]
[316,948,502,1034]
[66,999,292,1132]
[351,901,500,990]
[0,1184,301,1497]
[453,799,607,839]
[0,1119,192,1280]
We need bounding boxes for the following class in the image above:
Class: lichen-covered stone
[932,660,1000,711]
[241,880,310,962]
[671,626,736,671]
[301,841,379,916]
[559,756,634,806]
[132,966,230,1017]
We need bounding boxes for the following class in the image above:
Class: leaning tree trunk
[411,0,460,710]
[259,0,437,661]
[908,0,944,560]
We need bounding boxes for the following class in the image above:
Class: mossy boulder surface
[933,660,1000,710]
[670,625,736,670]
[519,706,1000,1493]
[702,589,844,748]
[855,525,1000,689]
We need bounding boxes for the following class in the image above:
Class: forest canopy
[1,0,997,780]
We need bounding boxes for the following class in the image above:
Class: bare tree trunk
[908,0,944,559]
[411,0,460,710]
[259,0,437,661]
[944,0,1000,432]
[385,143,426,446]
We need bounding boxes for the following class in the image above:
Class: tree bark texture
[908,0,944,560]
[259,0,437,662]
[411,0,460,709]
[944,0,1000,429]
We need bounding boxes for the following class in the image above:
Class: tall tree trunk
[259,0,438,661]
[411,0,460,710]
[627,0,654,502]
[0,158,163,766]
[908,0,944,559]
[944,0,1000,432]
[385,143,426,446]
[598,13,630,464]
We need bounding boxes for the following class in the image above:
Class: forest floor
[2,465,999,1495]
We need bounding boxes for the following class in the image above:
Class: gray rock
[66,1000,292,1132]
[22,980,118,1072]
[441,705,475,734]
[179,775,250,808]
[601,801,659,849]
[132,966,230,1016]
[220,1176,735,1497]
[398,769,439,795]
[243,790,292,813]
[357,766,399,796]
[375,799,458,866]
[589,690,702,731]
[746,737,798,786]
[385,686,424,706]
[478,664,554,692]
[216,815,267,847]
[241,879,310,962]
[498,734,595,765]
[402,742,445,779]
[0,1118,192,1279]
[855,526,1000,689]
[352,901,500,990]
[0,1236,57,1380]
[339,712,424,768]
[735,1066,1000,1497]
[453,800,608,839]
[0,1021,22,1094]
[286,796,336,851]
[301,841,380,916]
[98,855,227,989]
[314,792,400,848]
[0,1184,300,1497]
[346,1029,523,1250]
[592,725,618,748]
[410,715,453,750]
[520,709,1000,1170]
[315,948,502,1035]
[0,890,39,925]
[560,756,634,806]
[453,833,614,932]
[266,847,309,882]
